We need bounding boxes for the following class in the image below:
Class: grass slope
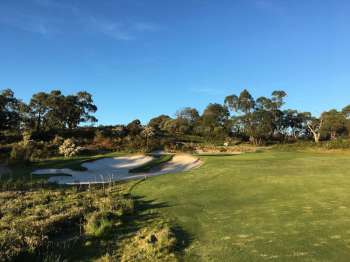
[132,150,350,261]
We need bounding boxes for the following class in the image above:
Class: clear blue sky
[1,0,349,125]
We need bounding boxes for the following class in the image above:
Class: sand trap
[32,154,202,185]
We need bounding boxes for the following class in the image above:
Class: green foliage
[323,138,350,149]
[0,89,25,131]
[84,211,114,238]
[28,90,97,132]
[321,109,347,139]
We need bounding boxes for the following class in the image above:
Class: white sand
[31,154,202,185]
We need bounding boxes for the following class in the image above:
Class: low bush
[323,138,350,149]
[84,211,114,238]
[10,141,57,164]
[59,139,83,157]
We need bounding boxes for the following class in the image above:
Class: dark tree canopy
[0,89,24,131]
[28,90,97,131]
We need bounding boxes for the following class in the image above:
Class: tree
[342,105,350,119]
[321,109,346,140]
[176,107,200,124]
[307,116,323,143]
[282,110,310,139]
[28,90,98,131]
[63,92,98,129]
[0,89,24,131]
[127,119,143,136]
[225,89,287,144]
[148,115,171,133]
[200,103,230,138]
[141,126,155,149]
[29,92,50,132]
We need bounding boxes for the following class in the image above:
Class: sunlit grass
[133,150,350,261]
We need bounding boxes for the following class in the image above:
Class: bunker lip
[31,154,202,185]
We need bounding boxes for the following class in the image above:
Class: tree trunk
[314,133,320,143]
[307,120,323,144]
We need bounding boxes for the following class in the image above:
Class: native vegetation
[2,88,350,165]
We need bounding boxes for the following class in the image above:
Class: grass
[0,179,181,261]
[132,150,350,261]
[130,154,173,173]
[0,152,184,261]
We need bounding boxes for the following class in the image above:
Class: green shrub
[84,211,114,238]
[323,139,350,149]
[10,143,31,164]
[10,141,56,163]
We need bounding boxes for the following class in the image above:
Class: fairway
[132,151,350,261]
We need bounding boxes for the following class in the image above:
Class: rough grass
[0,183,133,261]
[132,150,350,261]
[130,154,173,173]
[0,151,183,261]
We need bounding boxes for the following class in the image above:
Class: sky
[1,0,350,125]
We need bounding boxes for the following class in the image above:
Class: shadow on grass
[196,153,241,157]
[57,195,192,261]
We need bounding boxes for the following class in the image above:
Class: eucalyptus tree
[126,119,143,136]
[29,92,50,132]
[321,109,346,140]
[176,107,200,125]
[306,115,323,143]
[28,90,97,131]
[0,89,24,131]
[148,115,171,134]
[200,103,230,136]
[282,110,311,139]
[224,89,287,144]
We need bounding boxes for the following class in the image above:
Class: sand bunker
[32,154,202,185]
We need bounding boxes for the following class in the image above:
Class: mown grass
[130,154,173,173]
[132,150,350,261]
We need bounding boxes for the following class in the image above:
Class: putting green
[132,150,350,261]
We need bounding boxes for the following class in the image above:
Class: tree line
[1,88,350,145]
[0,89,97,132]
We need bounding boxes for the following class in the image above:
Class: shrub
[10,143,31,164]
[10,140,56,163]
[93,130,115,151]
[59,139,83,157]
[52,135,64,146]
[121,223,177,262]
[323,138,350,149]
[84,211,114,238]
[94,196,134,216]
